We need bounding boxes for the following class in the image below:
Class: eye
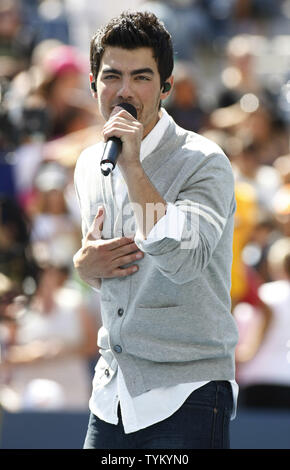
[103,74,119,80]
[135,75,151,81]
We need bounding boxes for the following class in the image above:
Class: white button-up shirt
[89,108,238,433]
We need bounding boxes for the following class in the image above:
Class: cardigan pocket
[122,305,223,363]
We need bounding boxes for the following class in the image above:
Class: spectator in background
[243,211,280,283]
[235,238,290,409]
[217,34,263,108]
[0,262,100,411]
[28,161,81,268]
[9,38,63,112]
[166,61,208,132]
[0,0,37,80]
[230,180,273,336]
[10,43,97,212]
[210,99,289,168]
[231,180,258,308]
[23,43,92,139]
[235,104,289,166]
[0,273,21,357]
[231,137,281,212]
[230,184,274,371]
[0,196,35,289]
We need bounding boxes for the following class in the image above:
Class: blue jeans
[83,381,233,449]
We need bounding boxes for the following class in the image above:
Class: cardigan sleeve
[139,202,186,244]
[134,152,236,285]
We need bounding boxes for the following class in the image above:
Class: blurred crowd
[0,0,290,414]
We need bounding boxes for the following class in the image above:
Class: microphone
[100,102,137,176]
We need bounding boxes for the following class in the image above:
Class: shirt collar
[140,107,171,162]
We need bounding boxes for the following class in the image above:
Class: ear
[160,75,174,101]
[89,73,97,96]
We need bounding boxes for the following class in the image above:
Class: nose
[117,78,133,100]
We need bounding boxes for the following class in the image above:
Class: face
[50,70,82,108]
[93,46,172,137]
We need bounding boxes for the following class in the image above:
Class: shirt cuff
[135,202,185,246]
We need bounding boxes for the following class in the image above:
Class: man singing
[73,10,239,449]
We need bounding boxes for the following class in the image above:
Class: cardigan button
[117,308,124,317]
[113,345,122,353]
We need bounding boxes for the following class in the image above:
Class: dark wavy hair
[90,11,174,88]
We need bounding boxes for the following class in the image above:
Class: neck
[143,109,162,139]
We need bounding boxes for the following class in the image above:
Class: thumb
[86,206,105,241]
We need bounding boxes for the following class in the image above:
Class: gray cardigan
[74,116,239,397]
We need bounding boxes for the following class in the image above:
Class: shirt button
[104,369,110,377]
[117,308,124,317]
[113,345,122,353]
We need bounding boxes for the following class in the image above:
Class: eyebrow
[102,67,155,76]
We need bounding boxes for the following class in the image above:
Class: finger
[105,116,139,128]
[86,206,105,241]
[112,251,144,267]
[101,236,136,251]
[111,264,139,278]
[103,118,140,134]
[111,107,138,121]
[103,127,138,142]
[106,114,139,126]
[110,242,143,261]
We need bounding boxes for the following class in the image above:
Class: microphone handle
[100,137,122,176]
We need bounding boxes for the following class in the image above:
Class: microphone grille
[118,102,137,119]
